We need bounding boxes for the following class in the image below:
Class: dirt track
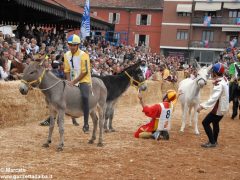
[0,88,240,180]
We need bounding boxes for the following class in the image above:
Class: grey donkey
[19,61,107,151]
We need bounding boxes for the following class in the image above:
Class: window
[108,13,120,24]
[229,10,240,18]
[226,32,238,42]
[136,14,152,25]
[135,34,150,46]
[176,30,188,40]
[202,31,214,41]
[178,12,191,17]
[204,11,216,17]
[140,14,147,25]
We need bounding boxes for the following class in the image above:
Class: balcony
[192,17,240,25]
[190,40,240,49]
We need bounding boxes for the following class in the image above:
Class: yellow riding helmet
[67,34,81,45]
[166,89,177,105]
[237,53,240,60]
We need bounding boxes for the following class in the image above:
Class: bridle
[124,71,145,90]
[196,77,207,86]
[21,69,62,91]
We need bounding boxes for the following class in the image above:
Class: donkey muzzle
[19,83,29,95]
[139,84,147,91]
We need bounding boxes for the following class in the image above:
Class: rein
[21,69,62,91]
[124,71,145,90]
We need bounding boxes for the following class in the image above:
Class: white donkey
[178,62,212,134]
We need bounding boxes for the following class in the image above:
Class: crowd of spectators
[2,25,238,82]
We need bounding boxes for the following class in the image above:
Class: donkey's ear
[39,59,45,66]
[39,54,49,67]
[207,64,213,74]
[34,58,45,66]
[235,64,240,76]
[193,59,201,70]
[135,60,141,65]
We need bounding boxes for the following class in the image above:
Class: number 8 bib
[157,103,173,131]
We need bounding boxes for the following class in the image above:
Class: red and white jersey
[157,102,173,131]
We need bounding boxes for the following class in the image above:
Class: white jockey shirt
[65,50,84,84]
[157,102,173,131]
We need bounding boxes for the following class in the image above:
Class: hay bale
[161,81,178,98]
[118,80,162,106]
[0,81,48,128]
[177,71,184,81]
[0,78,213,128]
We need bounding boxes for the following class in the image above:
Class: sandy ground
[0,89,240,180]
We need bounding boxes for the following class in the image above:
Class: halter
[21,69,46,89]
[124,71,145,90]
[21,69,62,91]
[196,77,207,86]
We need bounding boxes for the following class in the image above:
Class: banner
[203,16,211,27]
[230,38,237,48]
[80,0,90,40]
[236,18,240,25]
[204,40,209,48]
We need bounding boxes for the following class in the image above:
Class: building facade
[73,0,163,53]
[161,0,240,63]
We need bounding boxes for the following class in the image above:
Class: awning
[223,3,240,10]
[195,2,222,11]
[176,4,192,13]
[222,27,240,32]
[0,0,114,31]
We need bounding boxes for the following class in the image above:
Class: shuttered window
[109,13,113,23]
[145,35,150,47]
[134,34,139,45]
[136,14,151,25]
[202,31,214,41]
[177,30,188,40]
[109,12,120,24]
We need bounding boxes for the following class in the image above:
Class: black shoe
[82,124,89,133]
[72,118,79,126]
[39,118,50,126]
[201,142,216,148]
[162,131,170,140]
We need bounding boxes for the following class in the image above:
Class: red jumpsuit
[134,102,171,138]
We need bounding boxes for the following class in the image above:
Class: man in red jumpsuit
[135,90,177,140]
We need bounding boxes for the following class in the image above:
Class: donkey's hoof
[104,129,109,133]
[179,130,184,133]
[42,143,49,148]
[97,143,104,147]
[109,128,116,132]
[57,147,63,152]
[88,140,94,144]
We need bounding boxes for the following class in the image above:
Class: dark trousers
[232,97,239,119]
[231,82,240,119]
[79,83,90,126]
[202,112,223,144]
[229,81,233,102]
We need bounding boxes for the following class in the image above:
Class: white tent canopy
[223,3,240,10]
[176,4,192,13]
[222,27,240,32]
[195,2,222,11]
